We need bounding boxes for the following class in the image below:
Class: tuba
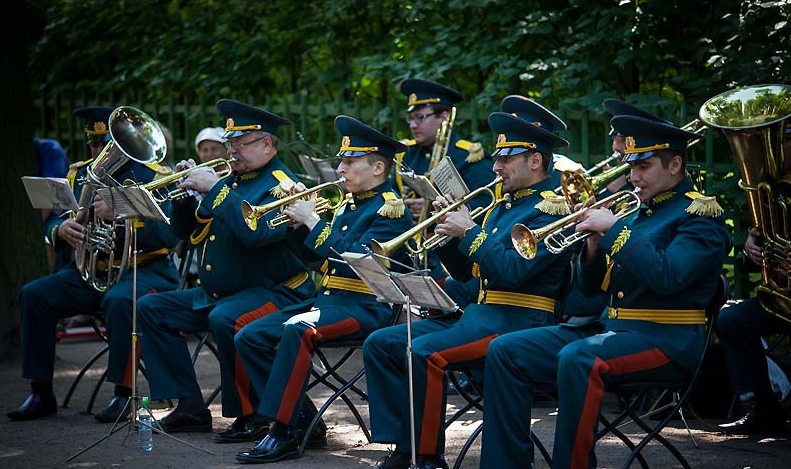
[699,84,791,325]
[75,106,167,292]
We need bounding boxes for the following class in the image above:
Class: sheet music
[429,156,469,198]
[297,154,340,184]
[21,176,79,212]
[397,171,440,200]
[97,185,169,223]
[341,252,407,304]
[392,273,457,312]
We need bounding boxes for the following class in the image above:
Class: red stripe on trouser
[276,316,362,424]
[235,301,280,415]
[571,348,671,469]
[122,288,158,387]
[421,335,495,454]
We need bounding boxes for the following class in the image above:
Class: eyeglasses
[224,135,266,150]
[405,112,438,125]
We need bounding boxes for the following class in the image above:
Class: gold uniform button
[232,183,238,189]
[492,227,498,234]
[206,264,212,271]
[483,279,489,286]
[341,225,348,231]
[505,202,512,210]
[212,293,218,299]
[349,205,357,211]
[617,291,624,299]
[646,209,653,216]
[209,235,216,241]
[323,290,331,295]
[330,268,337,275]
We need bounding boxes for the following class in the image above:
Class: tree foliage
[26,0,790,116]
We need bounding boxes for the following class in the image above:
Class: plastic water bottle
[137,396,153,452]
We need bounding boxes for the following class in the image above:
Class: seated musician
[136,99,316,438]
[8,106,180,423]
[478,115,730,468]
[232,115,413,464]
[364,111,573,469]
[717,124,791,435]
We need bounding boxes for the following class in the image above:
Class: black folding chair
[448,260,576,469]
[597,273,729,469]
[298,303,404,456]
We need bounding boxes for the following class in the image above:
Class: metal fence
[33,92,753,296]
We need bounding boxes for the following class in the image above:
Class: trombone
[511,189,642,259]
[370,176,504,262]
[138,158,232,203]
[241,177,346,231]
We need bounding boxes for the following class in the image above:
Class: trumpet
[370,176,504,263]
[511,189,642,259]
[139,158,232,203]
[241,177,346,231]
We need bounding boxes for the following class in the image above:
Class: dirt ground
[1,331,790,469]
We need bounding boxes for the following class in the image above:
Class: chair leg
[62,343,110,409]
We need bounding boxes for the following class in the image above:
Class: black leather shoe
[235,432,300,464]
[719,405,789,435]
[295,416,328,449]
[95,396,132,423]
[370,449,411,469]
[159,408,212,433]
[416,454,449,469]
[7,392,57,421]
[213,413,271,443]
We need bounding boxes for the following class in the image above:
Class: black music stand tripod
[67,185,213,462]
[341,250,458,469]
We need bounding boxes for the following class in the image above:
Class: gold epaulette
[401,138,414,147]
[377,192,405,218]
[147,163,174,180]
[535,193,570,215]
[456,139,485,163]
[271,170,295,198]
[67,159,92,188]
[685,192,724,217]
[69,159,92,170]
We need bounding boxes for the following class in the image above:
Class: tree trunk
[0,1,48,361]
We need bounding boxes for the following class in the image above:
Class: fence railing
[33,93,753,297]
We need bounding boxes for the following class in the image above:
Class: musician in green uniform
[479,115,729,469]
[8,106,180,423]
[233,115,413,464]
[365,111,573,469]
[136,100,316,437]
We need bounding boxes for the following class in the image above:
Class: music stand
[341,250,457,469]
[67,185,213,461]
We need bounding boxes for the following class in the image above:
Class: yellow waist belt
[607,307,706,325]
[99,247,170,270]
[325,276,374,295]
[479,290,555,313]
[283,271,311,290]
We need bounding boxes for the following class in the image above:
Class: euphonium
[140,158,232,203]
[700,84,791,325]
[75,106,167,292]
[370,176,503,263]
[511,189,642,259]
[240,177,347,231]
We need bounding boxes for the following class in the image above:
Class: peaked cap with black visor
[73,106,114,143]
[217,99,291,139]
[610,115,702,163]
[489,111,570,158]
[399,78,463,113]
[335,115,407,159]
[500,95,567,134]
[603,99,672,137]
